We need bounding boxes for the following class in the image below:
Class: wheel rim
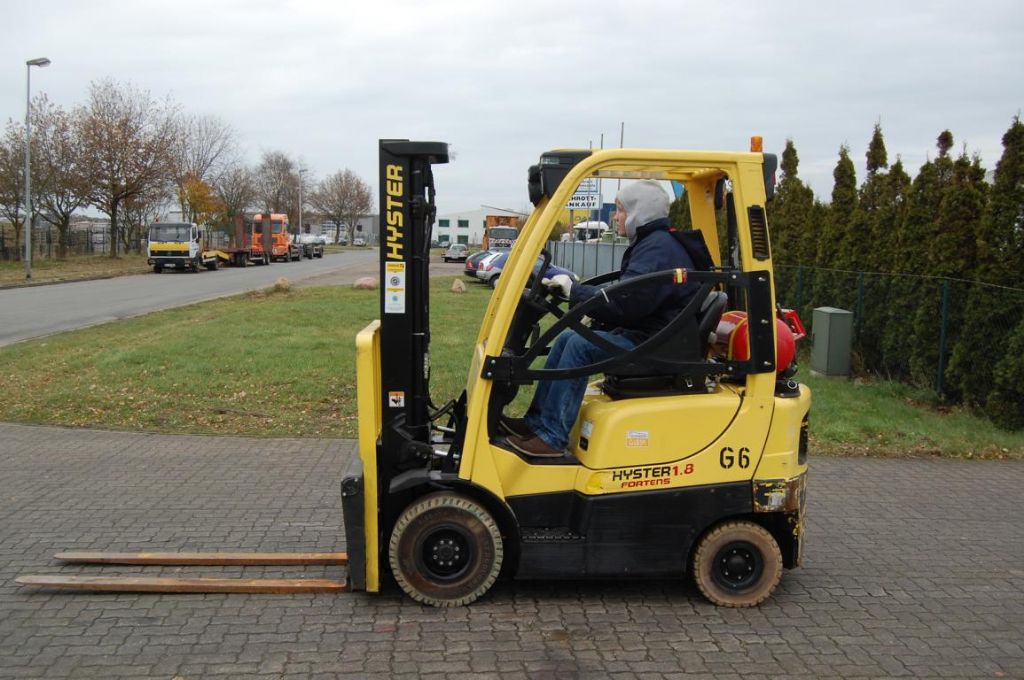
[415,523,475,581]
[711,540,764,592]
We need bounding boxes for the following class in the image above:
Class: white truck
[147,222,222,273]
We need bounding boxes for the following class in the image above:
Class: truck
[482,214,518,250]
[296,233,325,259]
[146,222,224,273]
[252,213,301,262]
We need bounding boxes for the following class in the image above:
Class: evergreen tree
[812,145,858,310]
[853,124,891,368]
[668,190,693,229]
[987,317,1024,429]
[907,133,987,393]
[947,116,1024,416]
[768,139,818,312]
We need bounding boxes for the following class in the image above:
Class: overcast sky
[2,0,1022,215]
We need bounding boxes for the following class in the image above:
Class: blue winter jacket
[568,217,700,338]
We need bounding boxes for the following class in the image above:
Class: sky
[2,0,1022,215]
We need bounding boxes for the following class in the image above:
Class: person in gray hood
[504,180,700,458]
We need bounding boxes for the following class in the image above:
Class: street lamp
[24,57,51,280]
[297,167,308,235]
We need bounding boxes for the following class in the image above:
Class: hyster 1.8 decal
[611,463,695,489]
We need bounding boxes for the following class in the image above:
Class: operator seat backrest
[600,289,729,399]
[698,291,728,358]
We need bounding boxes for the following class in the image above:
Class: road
[1,422,1021,678]
[0,250,379,347]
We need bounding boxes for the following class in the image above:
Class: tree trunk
[108,199,119,257]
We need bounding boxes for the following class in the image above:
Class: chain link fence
[550,240,1024,428]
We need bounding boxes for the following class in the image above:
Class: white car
[353,237,366,247]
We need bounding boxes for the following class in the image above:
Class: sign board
[576,178,598,194]
[567,193,600,210]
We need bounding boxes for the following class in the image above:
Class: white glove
[542,274,573,299]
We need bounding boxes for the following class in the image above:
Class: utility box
[811,307,853,376]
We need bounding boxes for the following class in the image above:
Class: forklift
[17,139,809,608]
[342,138,810,607]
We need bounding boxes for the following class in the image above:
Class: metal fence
[550,240,1024,418]
[1,224,232,261]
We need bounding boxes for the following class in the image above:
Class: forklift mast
[377,140,450,477]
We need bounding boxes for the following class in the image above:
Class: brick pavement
[0,422,1021,679]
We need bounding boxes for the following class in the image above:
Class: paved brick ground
[0,422,1021,679]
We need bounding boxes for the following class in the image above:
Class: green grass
[0,275,1021,458]
[0,254,151,287]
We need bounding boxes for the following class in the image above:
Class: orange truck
[482,214,518,250]
[252,213,301,263]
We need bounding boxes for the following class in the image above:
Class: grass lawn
[0,254,151,287]
[0,275,1021,458]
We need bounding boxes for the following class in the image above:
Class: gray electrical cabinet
[811,307,853,376]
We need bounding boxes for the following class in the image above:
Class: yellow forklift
[342,139,810,607]
[18,139,808,608]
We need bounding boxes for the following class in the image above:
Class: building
[433,207,524,246]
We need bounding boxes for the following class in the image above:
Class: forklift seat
[601,290,728,399]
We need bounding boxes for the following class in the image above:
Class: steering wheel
[525,248,570,313]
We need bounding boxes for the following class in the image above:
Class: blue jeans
[524,329,637,450]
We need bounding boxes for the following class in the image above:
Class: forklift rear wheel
[692,520,782,607]
[389,492,503,607]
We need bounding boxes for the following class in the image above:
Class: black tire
[389,492,503,607]
[443,257,449,263]
[205,259,218,271]
[488,275,500,289]
[692,520,782,607]
[153,264,163,274]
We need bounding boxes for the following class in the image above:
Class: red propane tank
[714,311,797,373]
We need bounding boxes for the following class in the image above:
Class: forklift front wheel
[692,520,782,607]
[389,492,503,607]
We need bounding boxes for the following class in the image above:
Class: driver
[504,180,700,457]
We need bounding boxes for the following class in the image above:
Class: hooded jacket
[569,181,700,338]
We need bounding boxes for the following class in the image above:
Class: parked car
[475,251,579,290]
[353,237,366,246]
[463,250,493,279]
[443,243,469,263]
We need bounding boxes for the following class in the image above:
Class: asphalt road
[0,249,379,348]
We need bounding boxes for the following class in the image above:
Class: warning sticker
[384,262,406,314]
[626,430,649,447]
[388,392,405,408]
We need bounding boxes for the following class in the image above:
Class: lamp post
[297,167,307,235]
[24,57,51,280]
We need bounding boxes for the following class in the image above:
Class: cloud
[2,0,1022,212]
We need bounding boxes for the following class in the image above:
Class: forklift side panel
[510,482,752,578]
[571,386,742,469]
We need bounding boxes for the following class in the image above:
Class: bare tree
[254,150,297,217]
[76,79,178,257]
[32,95,89,258]
[170,114,238,223]
[0,121,26,259]
[212,164,255,240]
[308,169,373,244]
[121,187,173,252]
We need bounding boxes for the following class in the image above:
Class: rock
[451,278,466,294]
[354,277,378,290]
[272,277,291,293]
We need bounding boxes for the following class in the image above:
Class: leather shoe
[500,415,533,438]
[507,434,565,458]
